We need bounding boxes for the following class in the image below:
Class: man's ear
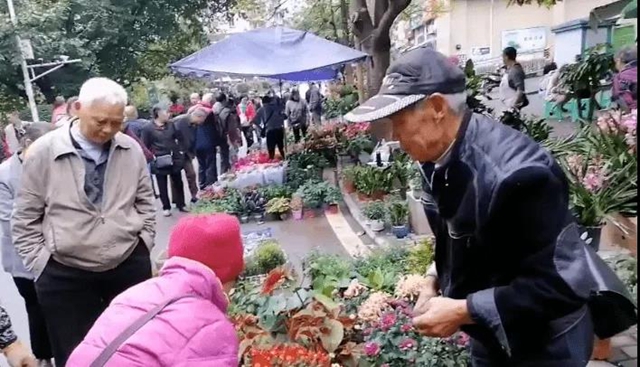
[425,93,447,123]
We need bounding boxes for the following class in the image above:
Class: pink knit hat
[168,214,244,283]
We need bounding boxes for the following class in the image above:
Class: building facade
[392,0,621,65]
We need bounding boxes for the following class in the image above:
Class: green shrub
[407,238,435,275]
[305,252,353,281]
[353,246,409,281]
[362,201,388,221]
[243,240,286,277]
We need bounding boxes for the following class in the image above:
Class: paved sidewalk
[588,325,638,367]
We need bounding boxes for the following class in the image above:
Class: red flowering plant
[249,344,331,367]
[233,150,282,172]
[360,298,470,367]
[230,267,363,366]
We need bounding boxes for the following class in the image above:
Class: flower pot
[392,225,409,239]
[592,337,611,360]
[304,209,316,219]
[253,213,265,224]
[579,225,602,251]
[344,180,356,194]
[240,215,249,224]
[292,209,303,220]
[369,219,385,232]
[370,190,386,201]
[325,204,339,214]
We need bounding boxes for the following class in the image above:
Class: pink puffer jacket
[67,257,239,367]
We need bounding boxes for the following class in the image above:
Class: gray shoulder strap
[90,294,195,367]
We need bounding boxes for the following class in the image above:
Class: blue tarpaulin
[169,27,369,82]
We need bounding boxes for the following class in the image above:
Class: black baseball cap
[344,46,466,123]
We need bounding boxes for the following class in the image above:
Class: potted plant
[388,200,410,238]
[561,150,637,251]
[409,174,423,199]
[355,166,392,201]
[296,180,325,218]
[362,201,388,232]
[290,196,303,220]
[266,197,291,221]
[324,186,342,214]
[346,134,375,164]
[341,166,359,194]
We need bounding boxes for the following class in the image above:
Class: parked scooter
[481,66,504,99]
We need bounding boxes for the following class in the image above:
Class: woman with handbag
[141,106,187,217]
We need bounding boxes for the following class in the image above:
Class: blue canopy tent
[169,27,369,82]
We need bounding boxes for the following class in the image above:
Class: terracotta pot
[292,209,303,220]
[592,337,611,360]
[304,209,316,219]
[357,191,387,202]
[370,190,386,201]
[344,180,356,194]
[325,204,339,214]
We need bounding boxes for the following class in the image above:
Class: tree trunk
[339,0,351,46]
[350,0,411,96]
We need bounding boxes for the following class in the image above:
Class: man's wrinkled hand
[412,297,473,338]
[3,341,37,367]
[412,278,439,316]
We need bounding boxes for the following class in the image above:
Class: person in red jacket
[168,95,185,117]
[237,96,256,147]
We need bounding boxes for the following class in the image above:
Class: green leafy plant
[324,186,343,205]
[296,180,326,209]
[407,238,435,275]
[266,197,290,215]
[387,200,409,226]
[259,185,293,201]
[244,240,287,277]
[362,201,388,222]
[522,116,552,142]
[353,247,410,283]
[354,166,394,196]
[604,253,637,299]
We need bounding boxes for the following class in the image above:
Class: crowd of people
[1,82,326,216]
[0,45,634,367]
[0,77,326,367]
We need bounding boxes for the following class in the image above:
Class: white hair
[202,93,214,103]
[78,77,128,106]
[441,92,467,116]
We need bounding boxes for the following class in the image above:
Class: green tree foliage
[0,0,233,108]
[293,0,351,46]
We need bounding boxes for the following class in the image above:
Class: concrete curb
[336,159,430,249]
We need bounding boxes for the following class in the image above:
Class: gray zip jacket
[11,125,156,279]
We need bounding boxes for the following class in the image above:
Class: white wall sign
[470,46,491,60]
[501,27,547,53]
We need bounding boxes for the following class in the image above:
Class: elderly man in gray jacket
[11,77,156,367]
[0,122,53,367]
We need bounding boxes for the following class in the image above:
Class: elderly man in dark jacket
[171,108,207,203]
[345,46,636,367]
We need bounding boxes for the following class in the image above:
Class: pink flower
[457,332,470,347]
[380,312,397,330]
[364,341,381,356]
[400,323,413,332]
[583,171,604,192]
[399,338,417,351]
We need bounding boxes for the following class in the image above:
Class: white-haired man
[344,47,635,366]
[12,77,156,366]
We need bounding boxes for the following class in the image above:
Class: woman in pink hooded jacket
[67,214,244,367]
